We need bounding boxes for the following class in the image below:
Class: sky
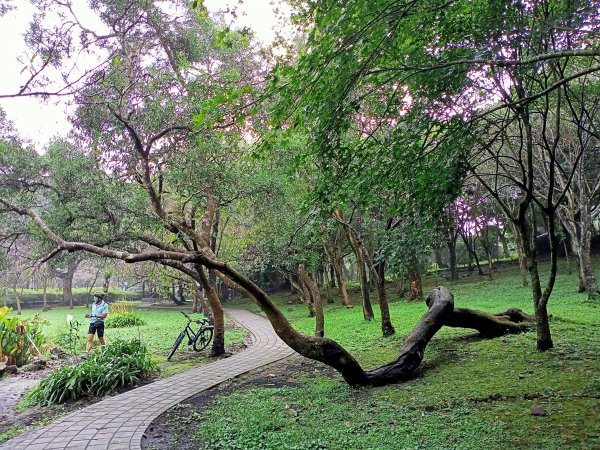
[0,0,284,148]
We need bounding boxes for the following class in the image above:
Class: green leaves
[26,339,156,405]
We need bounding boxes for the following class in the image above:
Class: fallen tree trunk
[444,307,534,337]
[248,286,534,387]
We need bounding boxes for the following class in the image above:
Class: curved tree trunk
[2,199,537,388]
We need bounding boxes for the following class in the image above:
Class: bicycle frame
[180,311,212,345]
[167,311,213,360]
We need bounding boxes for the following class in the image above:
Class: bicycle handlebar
[180,311,211,325]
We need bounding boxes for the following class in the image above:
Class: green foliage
[21,306,248,379]
[0,306,45,367]
[105,311,146,328]
[26,339,156,405]
[55,317,84,355]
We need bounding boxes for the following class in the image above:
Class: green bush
[55,318,85,355]
[26,339,156,405]
[105,311,146,328]
[0,306,45,367]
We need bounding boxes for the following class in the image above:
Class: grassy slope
[17,305,247,377]
[193,261,600,449]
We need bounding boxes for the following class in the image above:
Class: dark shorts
[88,322,105,338]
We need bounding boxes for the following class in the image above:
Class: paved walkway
[1,309,294,450]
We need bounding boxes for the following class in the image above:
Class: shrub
[55,317,85,355]
[105,311,146,328]
[0,306,45,367]
[26,339,156,405]
[109,301,136,314]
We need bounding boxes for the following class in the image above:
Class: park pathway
[1,309,295,450]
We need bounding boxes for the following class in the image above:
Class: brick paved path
[1,309,294,450]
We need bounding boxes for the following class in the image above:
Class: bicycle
[167,311,214,360]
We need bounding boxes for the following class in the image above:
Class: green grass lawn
[190,260,600,449]
[18,305,248,377]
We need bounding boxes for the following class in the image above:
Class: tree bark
[42,275,48,312]
[433,246,449,269]
[324,238,352,307]
[407,255,423,301]
[498,227,511,259]
[1,199,537,387]
[197,266,225,356]
[480,227,494,280]
[298,271,315,318]
[447,237,458,281]
[53,260,81,309]
[375,260,395,336]
[13,284,22,315]
[461,233,484,276]
[333,211,394,333]
[298,266,324,337]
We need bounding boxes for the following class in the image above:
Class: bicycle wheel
[167,331,186,360]
[193,327,213,352]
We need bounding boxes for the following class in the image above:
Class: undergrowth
[25,339,156,405]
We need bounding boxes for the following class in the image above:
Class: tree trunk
[579,201,600,300]
[298,267,324,337]
[407,255,423,301]
[461,234,484,276]
[447,237,458,281]
[323,268,334,304]
[194,284,212,319]
[510,221,529,287]
[376,260,395,336]
[64,270,75,309]
[13,285,21,315]
[53,260,81,309]
[498,227,511,259]
[102,271,111,295]
[324,239,352,307]
[298,271,315,318]
[357,257,374,320]
[197,267,225,356]
[42,276,49,312]
[329,265,336,288]
[433,246,449,269]
[518,207,553,351]
[480,228,494,280]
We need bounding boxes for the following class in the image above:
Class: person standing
[85,293,109,353]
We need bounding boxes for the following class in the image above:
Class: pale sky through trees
[0,0,284,148]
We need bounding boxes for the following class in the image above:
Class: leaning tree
[0,0,557,386]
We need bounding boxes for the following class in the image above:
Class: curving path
[1,309,295,450]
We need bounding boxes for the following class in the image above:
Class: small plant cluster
[105,301,146,328]
[26,339,156,405]
[55,316,84,355]
[105,311,146,328]
[0,306,45,367]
